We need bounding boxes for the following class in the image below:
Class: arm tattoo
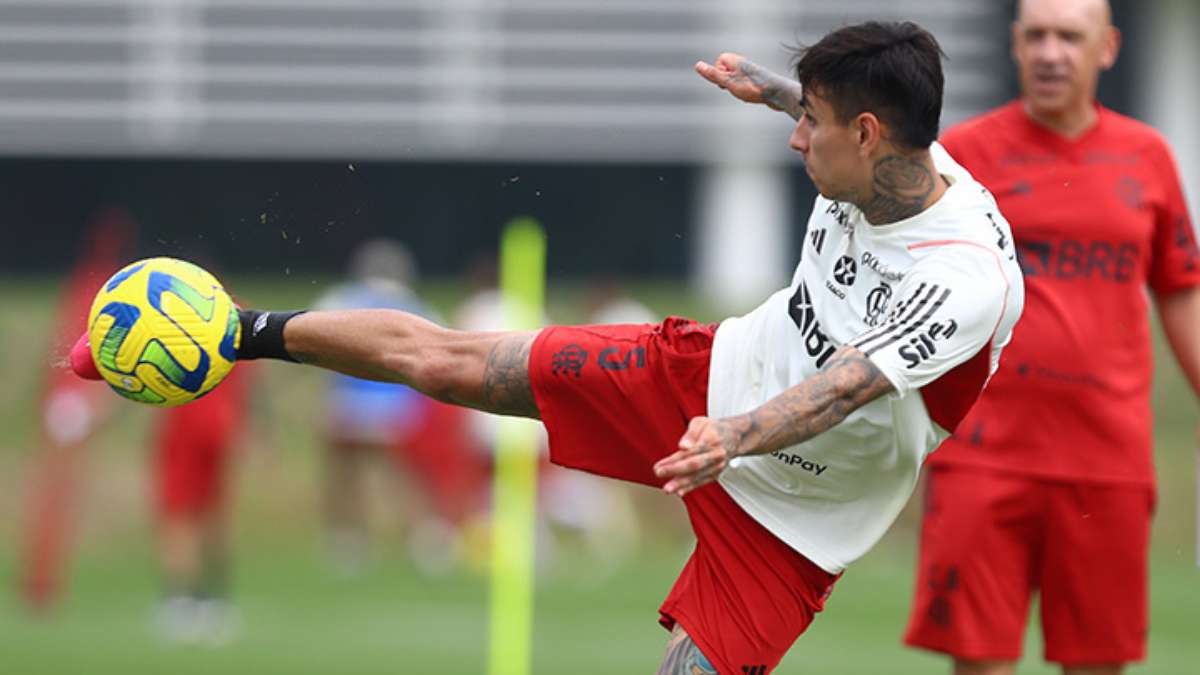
[738,59,804,120]
[658,625,719,675]
[733,346,894,458]
[480,334,540,419]
[859,154,937,225]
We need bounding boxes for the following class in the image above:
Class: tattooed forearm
[657,625,719,675]
[480,334,539,419]
[739,59,805,120]
[860,154,938,225]
[731,346,894,458]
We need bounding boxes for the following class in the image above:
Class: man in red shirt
[903,1,1200,673]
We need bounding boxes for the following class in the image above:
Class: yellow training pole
[488,217,546,675]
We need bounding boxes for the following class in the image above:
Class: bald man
[903,1,1200,674]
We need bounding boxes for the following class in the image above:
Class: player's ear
[853,112,882,157]
[1099,26,1121,70]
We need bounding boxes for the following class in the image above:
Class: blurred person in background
[150,252,266,645]
[315,238,435,573]
[315,238,482,575]
[20,209,137,611]
[901,1,1200,674]
[584,276,659,327]
[152,362,258,645]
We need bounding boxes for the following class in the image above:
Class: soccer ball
[87,257,240,407]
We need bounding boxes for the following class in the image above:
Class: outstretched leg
[282,310,540,418]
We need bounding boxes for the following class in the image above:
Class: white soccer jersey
[708,144,1024,573]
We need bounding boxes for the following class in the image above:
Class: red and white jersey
[708,144,1024,573]
[931,102,1200,486]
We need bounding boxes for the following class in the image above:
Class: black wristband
[236,309,306,362]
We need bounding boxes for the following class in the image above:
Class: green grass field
[0,277,1196,674]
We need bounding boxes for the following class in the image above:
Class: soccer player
[21,210,135,609]
[75,22,1024,673]
[901,1,1200,674]
[314,239,442,573]
[153,363,254,644]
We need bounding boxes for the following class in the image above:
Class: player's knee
[954,659,1016,675]
[401,341,476,404]
[401,351,456,401]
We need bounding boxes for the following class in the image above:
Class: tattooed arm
[695,52,805,120]
[283,309,540,419]
[653,345,894,496]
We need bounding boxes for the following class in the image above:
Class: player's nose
[789,121,810,155]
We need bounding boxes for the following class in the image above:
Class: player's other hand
[695,53,767,106]
[69,333,102,381]
[654,415,744,497]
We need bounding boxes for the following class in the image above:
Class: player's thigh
[1040,482,1152,666]
[904,466,1044,660]
[529,319,712,487]
[659,485,835,675]
[658,624,718,675]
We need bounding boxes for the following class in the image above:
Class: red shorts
[156,418,234,517]
[530,318,838,674]
[904,464,1154,665]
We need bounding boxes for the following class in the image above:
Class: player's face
[789,90,867,201]
[1013,0,1119,116]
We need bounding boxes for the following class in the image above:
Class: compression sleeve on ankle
[236,309,306,362]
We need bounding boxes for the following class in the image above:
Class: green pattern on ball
[139,340,188,388]
[113,383,166,405]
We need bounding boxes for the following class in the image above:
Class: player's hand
[695,53,768,106]
[69,333,102,381]
[654,415,746,497]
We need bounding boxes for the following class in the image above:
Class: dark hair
[792,21,946,149]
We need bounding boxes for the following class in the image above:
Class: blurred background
[0,1,1196,673]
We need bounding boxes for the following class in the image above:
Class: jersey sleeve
[847,244,1010,395]
[1147,140,1200,295]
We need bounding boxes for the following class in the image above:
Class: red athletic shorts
[155,416,234,517]
[904,464,1154,665]
[530,318,838,674]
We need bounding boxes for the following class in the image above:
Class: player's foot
[156,595,239,647]
[156,595,199,644]
[194,598,240,648]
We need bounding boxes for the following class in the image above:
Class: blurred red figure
[152,363,254,644]
[903,2,1200,673]
[20,209,136,610]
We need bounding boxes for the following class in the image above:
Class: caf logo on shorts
[551,344,587,378]
[833,255,857,286]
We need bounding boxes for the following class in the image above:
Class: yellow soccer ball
[87,257,240,407]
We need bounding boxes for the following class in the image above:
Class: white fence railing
[0,0,1009,160]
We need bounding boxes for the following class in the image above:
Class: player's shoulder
[910,178,1016,272]
[1096,107,1177,165]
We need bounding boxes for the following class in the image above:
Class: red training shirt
[929,101,1200,485]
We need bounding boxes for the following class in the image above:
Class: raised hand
[695,53,804,120]
[695,53,767,104]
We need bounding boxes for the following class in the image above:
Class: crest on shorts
[551,343,588,378]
